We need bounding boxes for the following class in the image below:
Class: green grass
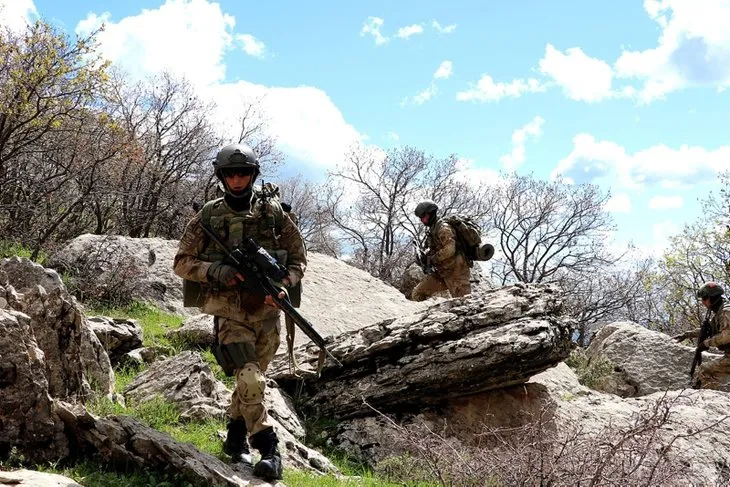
[0,240,46,264]
[84,300,185,352]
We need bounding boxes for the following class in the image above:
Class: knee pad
[236,362,266,405]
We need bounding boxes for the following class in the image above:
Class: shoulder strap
[201,197,224,228]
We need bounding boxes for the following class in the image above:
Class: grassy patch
[0,240,46,264]
[84,300,185,351]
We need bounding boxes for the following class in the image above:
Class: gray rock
[270,283,574,418]
[0,469,82,486]
[87,316,144,365]
[586,321,723,396]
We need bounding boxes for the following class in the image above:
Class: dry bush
[55,237,144,307]
[371,392,728,487]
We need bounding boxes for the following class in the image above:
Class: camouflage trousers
[411,257,471,301]
[217,315,281,435]
[696,353,730,392]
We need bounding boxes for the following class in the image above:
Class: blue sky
[3,0,730,257]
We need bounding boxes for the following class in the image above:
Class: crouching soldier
[692,282,730,390]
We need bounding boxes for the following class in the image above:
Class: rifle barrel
[198,220,342,368]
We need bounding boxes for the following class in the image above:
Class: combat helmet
[213,143,260,197]
[697,281,725,299]
[414,199,438,218]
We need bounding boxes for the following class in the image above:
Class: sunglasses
[221,167,255,178]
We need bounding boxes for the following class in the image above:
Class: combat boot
[222,419,254,468]
[249,427,283,480]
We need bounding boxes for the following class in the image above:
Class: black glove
[697,340,710,352]
[206,262,240,285]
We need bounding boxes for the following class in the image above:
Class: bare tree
[0,21,109,242]
[327,144,489,284]
[559,256,654,346]
[102,70,220,238]
[486,173,618,285]
[276,176,341,256]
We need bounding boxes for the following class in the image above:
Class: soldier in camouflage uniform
[173,143,306,480]
[693,282,730,390]
[411,200,471,301]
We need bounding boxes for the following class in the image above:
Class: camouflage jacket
[426,217,465,271]
[173,195,306,323]
[705,302,730,352]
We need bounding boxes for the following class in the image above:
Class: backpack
[442,215,482,261]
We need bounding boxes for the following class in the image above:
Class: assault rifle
[412,239,435,275]
[198,221,342,369]
[690,310,713,379]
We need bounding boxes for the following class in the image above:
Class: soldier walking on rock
[173,143,306,481]
[411,200,471,301]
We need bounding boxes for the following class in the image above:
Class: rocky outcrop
[87,316,144,365]
[123,351,231,421]
[270,283,574,418]
[586,321,723,396]
[56,402,283,487]
[0,257,114,463]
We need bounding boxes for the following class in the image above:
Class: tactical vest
[182,193,291,309]
[199,194,285,263]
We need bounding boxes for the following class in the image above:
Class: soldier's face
[420,214,430,225]
[701,297,711,309]
[223,171,253,193]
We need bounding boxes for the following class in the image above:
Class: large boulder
[330,362,730,486]
[46,234,185,315]
[270,283,574,418]
[586,321,723,396]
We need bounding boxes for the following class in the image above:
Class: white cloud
[395,23,423,39]
[431,20,456,34]
[552,133,730,189]
[236,33,266,59]
[614,0,730,103]
[76,0,364,169]
[75,0,236,87]
[360,16,388,46]
[456,75,546,102]
[402,60,452,106]
[387,131,400,141]
[0,0,37,32]
[499,116,545,171]
[605,193,632,213]
[648,195,684,209]
[206,81,362,169]
[538,44,616,102]
[452,158,501,188]
[648,220,680,256]
[434,60,453,79]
